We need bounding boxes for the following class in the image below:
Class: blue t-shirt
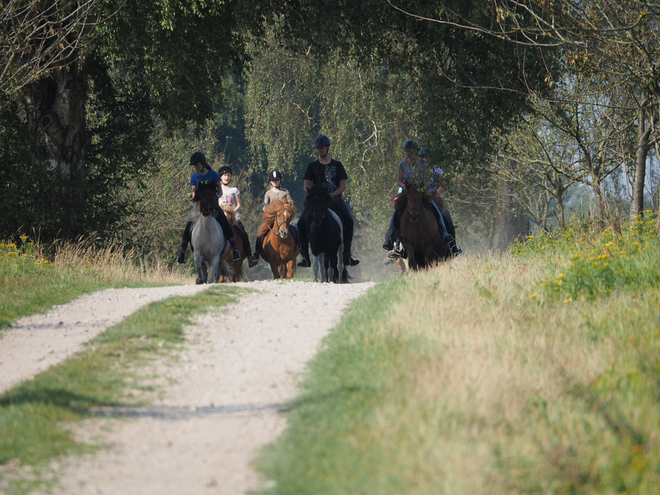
[190,169,221,189]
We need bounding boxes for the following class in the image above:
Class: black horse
[302,186,349,283]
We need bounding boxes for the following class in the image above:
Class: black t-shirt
[303,159,348,195]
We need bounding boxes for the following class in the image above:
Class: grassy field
[254,215,660,494]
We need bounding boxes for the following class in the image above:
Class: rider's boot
[177,223,192,263]
[382,239,395,251]
[297,247,311,267]
[177,248,186,264]
[444,234,461,256]
[229,237,241,261]
[343,252,360,267]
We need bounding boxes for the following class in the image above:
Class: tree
[0,0,106,95]
[1,0,278,241]
[394,0,660,218]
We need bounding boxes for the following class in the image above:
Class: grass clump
[512,212,660,302]
[255,218,660,494]
[0,236,191,330]
[0,285,237,493]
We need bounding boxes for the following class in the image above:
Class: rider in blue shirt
[177,151,241,263]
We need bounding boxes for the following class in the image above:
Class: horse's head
[305,186,330,226]
[196,182,220,217]
[260,198,298,239]
[220,204,236,225]
[403,186,425,224]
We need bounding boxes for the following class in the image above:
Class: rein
[267,208,288,237]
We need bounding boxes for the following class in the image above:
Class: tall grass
[0,236,192,330]
[255,214,660,494]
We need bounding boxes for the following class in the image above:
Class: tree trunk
[21,62,87,238]
[630,108,652,219]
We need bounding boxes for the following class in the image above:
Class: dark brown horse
[218,204,246,282]
[258,198,299,279]
[396,186,450,270]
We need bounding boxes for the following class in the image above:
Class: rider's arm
[304,179,313,193]
[191,185,197,200]
[332,179,346,197]
[234,192,241,212]
[396,170,405,190]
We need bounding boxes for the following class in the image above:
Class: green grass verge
[0,285,240,494]
[0,238,193,331]
[254,216,660,494]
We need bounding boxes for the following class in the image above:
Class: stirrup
[232,249,241,261]
[297,257,311,267]
[382,240,394,251]
[247,254,258,267]
[177,251,186,264]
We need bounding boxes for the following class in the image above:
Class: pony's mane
[220,204,236,225]
[258,199,297,237]
[303,185,330,208]
[395,186,435,210]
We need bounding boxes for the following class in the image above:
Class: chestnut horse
[396,186,450,271]
[218,204,246,282]
[258,198,299,279]
[189,183,232,284]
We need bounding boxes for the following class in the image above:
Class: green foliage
[512,212,660,302]
[0,236,182,331]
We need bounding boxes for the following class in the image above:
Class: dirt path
[1,280,374,494]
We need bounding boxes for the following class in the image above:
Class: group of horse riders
[176,134,460,269]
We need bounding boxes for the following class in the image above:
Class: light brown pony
[396,186,450,271]
[258,198,299,279]
[218,204,246,282]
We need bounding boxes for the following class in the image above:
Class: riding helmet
[189,151,206,165]
[404,139,419,151]
[268,170,283,181]
[218,165,233,176]
[419,147,429,157]
[313,134,331,148]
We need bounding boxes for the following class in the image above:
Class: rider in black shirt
[297,134,360,267]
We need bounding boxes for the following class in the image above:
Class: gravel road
[0,280,374,494]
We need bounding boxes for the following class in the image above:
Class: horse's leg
[285,260,294,278]
[209,253,222,283]
[193,253,206,284]
[312,254,321,282]
[200,262,208,284]
[271,261,281,279]
[325,253,334,283]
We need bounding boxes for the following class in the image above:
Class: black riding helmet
[313,135,331,148]
[218,165,233,176]
[419,148,429,157]
[190,151,206,166]
[404,139,419,151]
[268,170,283,181]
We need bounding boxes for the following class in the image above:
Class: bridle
[268,208,289,238]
